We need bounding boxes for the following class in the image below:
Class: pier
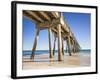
[23,11,80,61]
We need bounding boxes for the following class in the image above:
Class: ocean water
[23,50,90,57]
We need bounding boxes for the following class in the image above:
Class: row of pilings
[23,10,80,61]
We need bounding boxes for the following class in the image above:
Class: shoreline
[22,52,91,69]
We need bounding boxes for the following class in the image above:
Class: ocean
[23,50,90,57]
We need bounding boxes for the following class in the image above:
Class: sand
[22,53,91,69]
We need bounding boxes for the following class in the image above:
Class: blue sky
[23,12,91,50]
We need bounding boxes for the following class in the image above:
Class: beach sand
[22,53,90,69]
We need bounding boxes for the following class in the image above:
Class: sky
[23,12,91,50]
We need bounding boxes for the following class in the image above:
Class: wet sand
[22,53,90,69]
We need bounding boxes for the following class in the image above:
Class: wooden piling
[58,24,63,61]
[62,37,64,55]
[31,28,40,59]
[73,41,76,53]
[53,34,56,55]
[67,35,72,56]
[72,40,75,53]
[66,41,68,53]
[48,28,53,58]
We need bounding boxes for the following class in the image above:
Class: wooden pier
[23,11,80,61]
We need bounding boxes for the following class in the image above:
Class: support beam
[23,12,37,23]
[37,19,59,28]
[67,35,72,56]
[52,27,64,34]
[51,12,59,18]
[53,34,56,55]
[58,24,63,61]
[48,28,53,58]
[26,11,44,22]
[39,12,51,21]
[52,28,58,33]
[31,28,40,59]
